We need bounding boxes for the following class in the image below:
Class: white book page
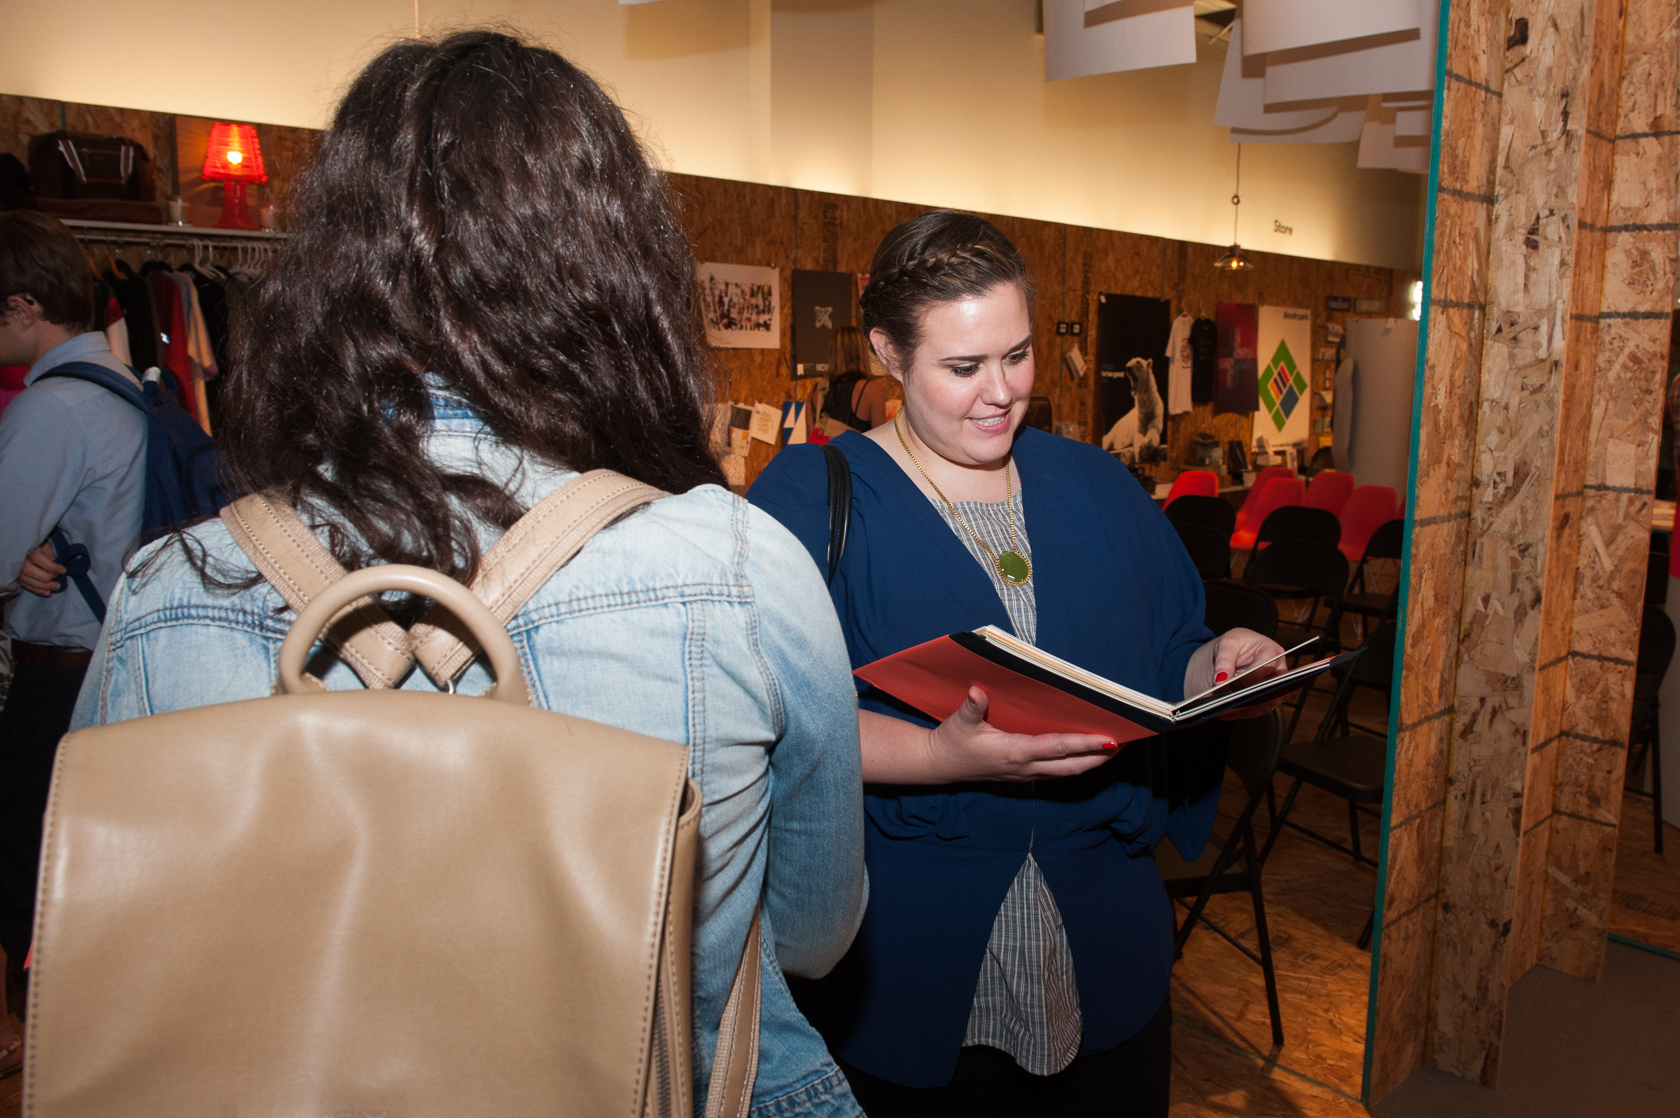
[1177,639,1322,708]
[974,626,1177,717]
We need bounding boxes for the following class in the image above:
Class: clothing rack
[63,218,284,270]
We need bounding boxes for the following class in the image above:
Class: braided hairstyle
[860,211,1035,370]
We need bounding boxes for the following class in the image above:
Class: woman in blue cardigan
[748,212,1284,1117]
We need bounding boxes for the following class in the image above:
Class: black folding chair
[1338,519,1405,641]
[1263,624,1394,949]
[1156,711,1286,1047]
[1244,505,1341,569]
[1166,494,1238,538]
[1175,523,1232,581]
[1203,580,1278,641]
[1646,540,1669,607]
[1625,606,1676,854]
[1243,540,1348,648]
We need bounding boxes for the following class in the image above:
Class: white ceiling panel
[1263,0,1437,102]
[1357,97,1431,171]
[1045,0,1197,81]
[1242,0,1422,55]
[1232,104,1366,143]
[1214,17,1344,130]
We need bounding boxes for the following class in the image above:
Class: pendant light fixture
[1214,143,1254,272]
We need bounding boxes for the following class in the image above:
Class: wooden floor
[1609,777,1680,956]
[1169,677,1388,1117]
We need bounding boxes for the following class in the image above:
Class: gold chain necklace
[895,411,1032,586]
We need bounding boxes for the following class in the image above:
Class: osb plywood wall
[669,172,1414,488]
[2,92,1415,489]
[0,94,315,224]
[1371,0,1678,1099]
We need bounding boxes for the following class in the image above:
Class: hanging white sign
[1262,0,1437,103]
[1242,0,1423,55]
[1044,0,1196,82]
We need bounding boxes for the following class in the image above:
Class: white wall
[2,0,1424,269]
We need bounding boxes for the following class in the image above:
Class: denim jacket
[71,396,868,1118]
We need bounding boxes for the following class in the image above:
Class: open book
[854,625,1357,743]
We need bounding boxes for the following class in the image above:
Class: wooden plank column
[1369,0,1508,1097]
[1372,0,1680,1097]
[1539,0,1680,977]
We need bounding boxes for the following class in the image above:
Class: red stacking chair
[1230,477,1305,553]
[1304,470,1355,519]
[1232,466,1297,535]
[1338,485,1401,562]
[1163,470,1219,507]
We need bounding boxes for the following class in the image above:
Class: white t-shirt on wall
[1166,313,1194,415]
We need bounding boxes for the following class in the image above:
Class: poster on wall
[1214,303,1259,417]
[1095,293,1172,462]
[1256,306,1314,445]
[792,269,856,376]
[699,262,781,349]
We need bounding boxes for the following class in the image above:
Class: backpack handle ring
[277,565,531,705]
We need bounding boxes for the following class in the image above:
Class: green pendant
[996,550,1032,586]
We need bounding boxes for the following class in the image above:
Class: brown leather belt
[11,643,94,669]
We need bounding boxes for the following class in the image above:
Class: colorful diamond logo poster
[1257,306,1313,444]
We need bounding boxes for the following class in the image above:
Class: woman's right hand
[860,687,1118,784]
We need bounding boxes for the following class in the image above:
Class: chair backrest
[1234,466,1298,529]
[1165,494,1238,537]
[1226,710,1285,799]
[1234,477,1306,543]
[1255,505,1341,549]
[1165,470,1220,506]
[1312,622,1398,745]
[1637,605,1677,686]
[1202,579,1279,639]
[1346,621,1398,692]
[1338,485,1400,561]
[1244,539,1350,600]
[1304,470,1355,517]
[1360,518,1406,562]
[1174,523,1231,581]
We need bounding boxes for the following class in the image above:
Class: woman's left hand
[1184,628,1290,718]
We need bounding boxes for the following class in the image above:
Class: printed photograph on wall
[699,261,780,349]
[1094,292,1172,464]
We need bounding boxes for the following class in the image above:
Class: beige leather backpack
[25,471,761,1118]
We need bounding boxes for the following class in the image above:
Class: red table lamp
[201,122,268,230]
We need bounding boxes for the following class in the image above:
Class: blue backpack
[39,360,232,621]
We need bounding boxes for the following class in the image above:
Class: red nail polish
[1215,672,1229,683]
[1103,741,1119,750]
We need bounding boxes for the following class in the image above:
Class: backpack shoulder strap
[409,469,667,683]
[820,442,851,587]
[37,360,147,412]
[703,907,762,1118]
[220,492,415,690]
[222,472,667,691]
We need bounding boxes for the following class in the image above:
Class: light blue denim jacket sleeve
[71,415,866,1118]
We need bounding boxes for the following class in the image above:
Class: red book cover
[853,634,1161,743]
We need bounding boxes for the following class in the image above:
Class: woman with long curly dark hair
[72,30,868,1116]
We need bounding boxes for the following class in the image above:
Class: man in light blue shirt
[0,211,146,984]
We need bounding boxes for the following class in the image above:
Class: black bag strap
[47,527,106,623]
[821,442,851,587]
